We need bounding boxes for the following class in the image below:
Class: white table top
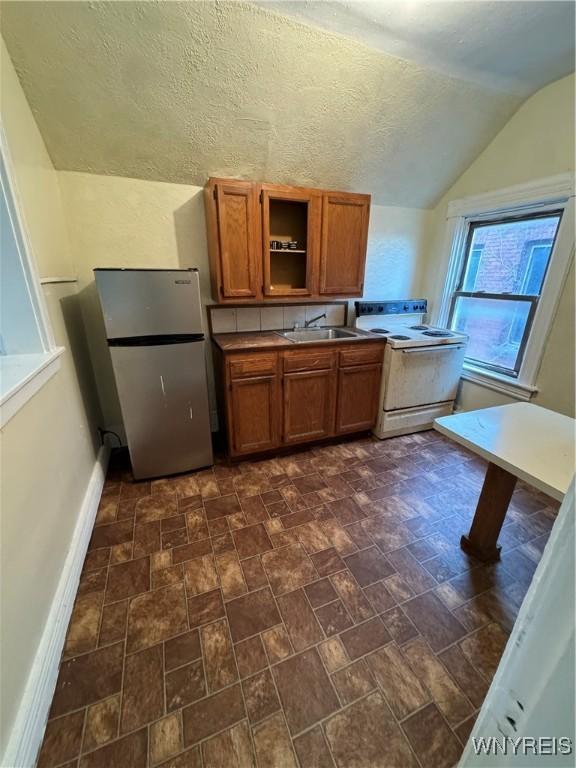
[434,403,575,501]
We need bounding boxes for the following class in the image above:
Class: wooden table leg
[460,461,517,563]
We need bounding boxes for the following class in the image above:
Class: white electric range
[355,300,468,439]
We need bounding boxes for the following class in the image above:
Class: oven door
[382,343,466,411]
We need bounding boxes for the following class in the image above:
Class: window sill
[461,363,538,402]
[0,348,65,428]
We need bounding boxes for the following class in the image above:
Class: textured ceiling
[258,1,576,97]
[0,1,536,207]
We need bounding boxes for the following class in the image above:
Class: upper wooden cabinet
[204,179,262,300]
[320,192,370,296]
[205,178,370,303]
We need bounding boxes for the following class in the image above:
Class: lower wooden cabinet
[283,368,337,444]
[228,375,280,455]
[335,363,383,435]
[219,342,384,457]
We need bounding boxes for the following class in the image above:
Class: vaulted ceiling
[257,1,575,97]
[1,1,574,207]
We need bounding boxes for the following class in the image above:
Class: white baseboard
[2,445,110,768]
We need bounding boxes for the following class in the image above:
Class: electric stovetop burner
[370,328,389,334]
[389,334,411,340]
[422,330,453,338]
[409,325,429,330]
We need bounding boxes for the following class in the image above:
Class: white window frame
[0,123,64,428]
[434,173,575,401]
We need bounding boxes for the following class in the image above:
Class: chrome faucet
[304,313,327,328]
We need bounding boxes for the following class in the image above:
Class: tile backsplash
[210,303,347,334]
[235,307,261,332]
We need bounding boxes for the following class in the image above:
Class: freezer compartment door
[382,344,466,411]
[110,340,213,479]
[95,269,203,339]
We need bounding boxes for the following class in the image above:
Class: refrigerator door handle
[160,375,166,396]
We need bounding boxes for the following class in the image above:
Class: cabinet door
[228,375,280,455]
[283,369,336,445]
[335,363,382,434]
[214,181,261,299]
[261,185,321,297]
[320,192,370,296]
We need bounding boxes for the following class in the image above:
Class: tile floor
[37,431,558,768]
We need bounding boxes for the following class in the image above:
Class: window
[448,213,561,377]
[437,175,574,399]
[0,129,63,427]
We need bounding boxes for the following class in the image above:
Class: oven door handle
[400,344,466,354]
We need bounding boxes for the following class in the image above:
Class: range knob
[403,304,409,311]
[377,305,383,313]
[368,306,373,312]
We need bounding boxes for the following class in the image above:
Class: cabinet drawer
[228,353,278,379]
[339,345,384,367]
[283,350,336,373]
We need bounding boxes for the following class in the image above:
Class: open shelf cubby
[269,199,309,291]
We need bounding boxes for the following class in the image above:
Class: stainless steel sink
[277,328,360,343]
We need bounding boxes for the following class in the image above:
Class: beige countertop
[435,403,575,501]
[211,328,383,352]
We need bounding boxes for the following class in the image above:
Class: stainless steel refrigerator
[95,268,213,479]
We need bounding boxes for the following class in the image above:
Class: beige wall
[425,74,575,416]
[58,170,432,430]
[0,40,101,759]
[364,204,431,301]
[57,172,214,432]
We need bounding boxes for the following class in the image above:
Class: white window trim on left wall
[0,123,64,429]
[433,173,575,401]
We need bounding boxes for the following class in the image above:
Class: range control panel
[355,299,427,316]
